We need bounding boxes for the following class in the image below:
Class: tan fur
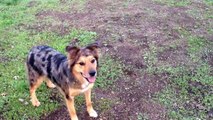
[30,76,44,107]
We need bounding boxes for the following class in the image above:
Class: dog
[26,43,99,120]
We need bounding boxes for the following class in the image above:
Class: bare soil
[33,0,213,119]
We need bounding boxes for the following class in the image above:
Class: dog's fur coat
[26,43,99,120]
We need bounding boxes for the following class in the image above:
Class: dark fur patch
[45,50,51,55]
[66,94,70,100]
[29,53,42,75]
[63,67,68,77]
[41,57,45,61]
[46,55,52,79]
[53,54,66,70]
[37,54,41,57]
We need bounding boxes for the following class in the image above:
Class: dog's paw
[88,109,98,118]
[71,116,78,120]
[46,82,56,88]
[47,83,56,88]
[31,99,40,107]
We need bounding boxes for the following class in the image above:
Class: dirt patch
[110,42,147,69]
[157,46,191,66]
[0,57,10,63]
[96,71,168,120]
[41,106,69,120]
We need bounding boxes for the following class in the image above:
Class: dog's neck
[71,68,89,89]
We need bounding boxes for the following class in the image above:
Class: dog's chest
[80,83,92,93]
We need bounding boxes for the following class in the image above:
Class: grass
[96,56,123,88]
[141,4,213,117]
[0,0,123,119]
[152,29,213,119]
[204,0,213,6]
[154,0,191,7]
[137,113,149,120]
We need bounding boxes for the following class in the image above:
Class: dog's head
[66,43,99,84]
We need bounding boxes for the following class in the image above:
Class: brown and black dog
[26,43,99,120]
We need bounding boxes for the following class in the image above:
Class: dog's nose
[89,71,96,77]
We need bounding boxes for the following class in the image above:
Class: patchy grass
[154,0,191,7]
[96,56,123,88]
[95,98,115,112]
[204,0,213,6]
[0,0,123,119]
[153,29,213,119]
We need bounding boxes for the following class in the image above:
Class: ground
[0,0,212,120]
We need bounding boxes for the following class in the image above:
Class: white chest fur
[80,83,94,93]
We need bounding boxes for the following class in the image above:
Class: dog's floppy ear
[66,46,80,66]
[86,42,100,60]
[86,42,100,51]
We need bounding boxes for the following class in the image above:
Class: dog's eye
[91,59,96,63]
[79,62,85,66]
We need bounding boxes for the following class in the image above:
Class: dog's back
[26,45,71,87]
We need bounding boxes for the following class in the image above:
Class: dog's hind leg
[26,62,44,107]
[29,76,43,107]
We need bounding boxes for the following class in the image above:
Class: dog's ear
[66,46,80,57]
[86,42,100,51]
[66,46,80,64]
[86,42,100,60]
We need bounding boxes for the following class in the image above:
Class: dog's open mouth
[80,73,96,83]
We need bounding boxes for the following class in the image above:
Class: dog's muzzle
[80,72,96,83]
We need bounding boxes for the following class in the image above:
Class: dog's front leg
[65,97,78,120]
[84,89,98,118]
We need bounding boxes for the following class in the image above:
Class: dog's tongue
[87,77,96,83]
